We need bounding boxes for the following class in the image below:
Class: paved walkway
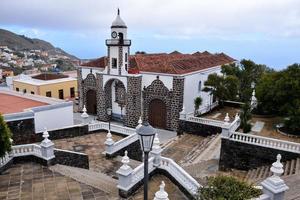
[0,162,110,200]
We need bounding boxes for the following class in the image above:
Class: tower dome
[111,9,127,28]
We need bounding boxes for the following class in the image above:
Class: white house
[78,10,235,130]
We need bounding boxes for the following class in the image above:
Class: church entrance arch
[86,90,97,114]
[149,99,167,129]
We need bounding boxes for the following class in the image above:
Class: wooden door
[86,90,97,114]
[149,99,166,129]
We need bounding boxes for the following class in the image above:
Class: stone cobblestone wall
[125,76,142,128]
[9,120,88,145]
[142,76,184,131]
[77,68,84,111]
[177,120,222,136]
[8,118,38,145]
[54,149,89,169]
[81,70,98,113]
[96,73,107,121]
[108,139,143,161]
[171,76,184,130]
[219,138,300,171]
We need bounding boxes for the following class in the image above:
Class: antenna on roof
[118,8,120,15]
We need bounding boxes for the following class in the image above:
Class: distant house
[12,73,78,100]
[78,10,236,130]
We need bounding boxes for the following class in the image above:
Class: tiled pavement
[0,162,110,200]
[0,132,199,199]
[53,132,124,176]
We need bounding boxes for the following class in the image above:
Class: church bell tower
[106,9,131,75]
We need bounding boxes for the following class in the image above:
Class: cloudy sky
[0,0,299,69]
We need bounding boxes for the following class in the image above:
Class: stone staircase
[244,158,300,183]
[180,135,218,166]
[50,164,118,196]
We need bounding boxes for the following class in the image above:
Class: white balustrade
[159,157,201,195]
[107,133,139,155]
[88,122,135,136]
[0,153,12,168]
[186,115,225,128]
[131,157,155,186]
[230,132,300,154]
[11,144,42,157]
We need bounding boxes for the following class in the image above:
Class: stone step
[296,158,300,175]
[284,161,290,176]
[290,159,295,176]
[50,164,118,195]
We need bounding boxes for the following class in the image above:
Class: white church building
[78,10,235,130]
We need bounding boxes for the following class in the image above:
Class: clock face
[111,31,117,38]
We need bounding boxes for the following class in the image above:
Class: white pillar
[260,154,289,200]
[116,151,133,191]
[154,181,169,200]
[151,134,162,167]
[105,130,115,154]
[40,128,55,160]
[81,105,89,124]
[224,113,230,126]
[179,106,186,120]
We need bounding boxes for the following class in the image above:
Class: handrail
[107,133,139,155]
[131,157,155,186]
[186,116,225,128]
[11,144,42,157]
[88,122,135,136]
[159,156,201,195]
[230,132,300,154]
[0,153,12,168]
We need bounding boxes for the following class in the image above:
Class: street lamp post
[107,108,112,130]
[136,122,156,200]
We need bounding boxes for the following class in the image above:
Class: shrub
[0,114,12,157]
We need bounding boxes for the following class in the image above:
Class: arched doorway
[149,99,166,129]
[86,90,97,114]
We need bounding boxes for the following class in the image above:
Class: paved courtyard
[53,132,124,175]
[0,162,187,200]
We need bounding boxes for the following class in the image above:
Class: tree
[203,73,226,108]
[194,97,203,116]
[284,100,300,134]
[240,103,252,133]
[221,60,269,102]
[0,114,12,157]
[197,176,261,200]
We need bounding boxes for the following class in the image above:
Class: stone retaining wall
[10,121,88,145]
[177,120,222,136]
[54,149,89,169]
[108,139,142,161]
[219,138,300,171]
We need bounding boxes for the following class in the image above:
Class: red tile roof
[0,93,48,114]
[80,51,235,75]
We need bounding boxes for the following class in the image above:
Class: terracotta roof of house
[80,51,235,75]
[0,93,48,114]
[32,73,68,80]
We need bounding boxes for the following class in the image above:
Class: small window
[58,89,64,99]
[125,64,128,71]
[198,81,202,92]
[70,87,75,98]
[125,53,128,62]
[46,91,52,97]
[23,89,27,93]
[31,91,34,94]
[16,87,19,92]
[112,58,117,68]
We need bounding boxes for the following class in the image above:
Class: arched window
[125,53,128,62]
[198,81,202,92]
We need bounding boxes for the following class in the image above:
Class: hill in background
[0,28,78,60]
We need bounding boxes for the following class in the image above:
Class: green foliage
[203,73,239,107]
[256,64,300,134]
[240,103,252,133]
[221,60,268,102]
[0,114,12,157]
[194,97,203,115]
[197,175,261,200]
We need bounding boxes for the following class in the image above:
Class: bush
[197,176,262,200]
[0,114,12,157]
